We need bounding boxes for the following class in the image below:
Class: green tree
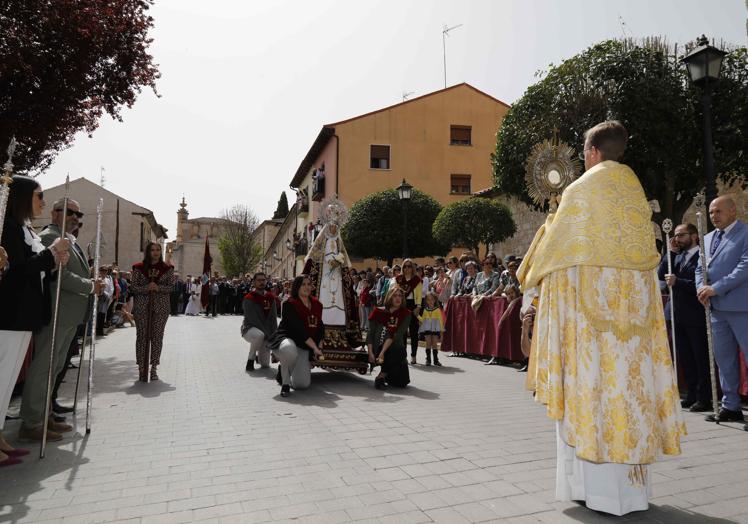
[492,38,748,224]
[0,0,159,173]
[218,204,262,277]
[342,189,448,264]
[273,192,289,219]
[432,198,516,259]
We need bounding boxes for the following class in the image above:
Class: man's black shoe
[52,413,66,423]
[689,401,712,412]
[705,408,744,422]
[681,399,696,409]
[245,359,255,372]
[280,385,291,397]
[52,402,74,414]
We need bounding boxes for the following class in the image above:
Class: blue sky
[41,0,747,236]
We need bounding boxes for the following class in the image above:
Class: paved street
[2,315,748,523]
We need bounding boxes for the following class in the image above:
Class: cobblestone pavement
[2,315,748,523]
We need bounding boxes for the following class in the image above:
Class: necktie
[674,253,684,273]
[710,230,724,257]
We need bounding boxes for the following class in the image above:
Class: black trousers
[406,299,420,357]
[675,319,712,404]
[206,295,218,316]
[170,292,180,315]
[52,327,82,402]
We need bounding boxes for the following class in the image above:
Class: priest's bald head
[583,121,628,171]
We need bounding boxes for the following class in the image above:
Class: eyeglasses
[673,233,690,238]
[578,147,593,161]
[54,208,84,218]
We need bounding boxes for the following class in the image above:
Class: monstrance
[524,128,581,212]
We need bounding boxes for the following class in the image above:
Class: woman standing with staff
[0,176,70,459]
[131,242,175,382]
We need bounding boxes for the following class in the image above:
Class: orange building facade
[279,83,510,275]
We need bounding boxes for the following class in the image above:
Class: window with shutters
[450,125,472,146]
[370,145,390,169]
[450,174,472,195]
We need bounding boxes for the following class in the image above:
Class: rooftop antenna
[99,166,106,188]
[402,91,415,101]
[442,23,463,88]
[618,14,630,38]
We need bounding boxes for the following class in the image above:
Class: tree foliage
[218,204,262,277]
[432,198,516,259]
[342,189,448,263]
[0,0,160,173]
[492,38,748,224]
[272,192,289,219]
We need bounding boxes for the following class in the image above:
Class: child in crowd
[418,291,443,366]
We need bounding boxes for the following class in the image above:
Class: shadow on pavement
[410,364,465,374]
[124,380,176,398]
[562,504,737,523]
[0,444,90,524]
[267,369,440,406]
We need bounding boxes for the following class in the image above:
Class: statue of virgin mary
[302,196,362,351]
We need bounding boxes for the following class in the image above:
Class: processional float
[301,195,369,375]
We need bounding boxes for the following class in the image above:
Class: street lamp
[397,178,413,258]
[682,35,727,221]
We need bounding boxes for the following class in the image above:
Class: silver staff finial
[662,218,673,234]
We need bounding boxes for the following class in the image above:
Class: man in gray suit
[18,199,102,442]
[695,196,748,425]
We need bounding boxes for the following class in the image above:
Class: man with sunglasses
[18,199,103,442]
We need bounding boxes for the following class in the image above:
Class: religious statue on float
[302,195,367,372]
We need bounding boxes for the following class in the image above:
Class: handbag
[471,294,485,311]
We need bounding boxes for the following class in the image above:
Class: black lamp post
[682,35,726,222]
[397,178,413,258]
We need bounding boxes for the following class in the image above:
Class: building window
[450,125,472,146]
[370,145,390,169]
[450,174,471,195]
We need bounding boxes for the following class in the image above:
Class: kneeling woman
[367,286,411,389]
[269,275,324,397]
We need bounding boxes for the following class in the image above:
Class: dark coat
[658,249,705,326]
[0,217,56,331]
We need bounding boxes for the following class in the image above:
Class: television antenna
[100,166,106,188]
[402,91,415,101]
[442,23,463,88]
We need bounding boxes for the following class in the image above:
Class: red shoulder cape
[396,274,421,296]
[287,297,323,338]
[369,306,410,334]
[132,261,173,281]
[243,290,276,316]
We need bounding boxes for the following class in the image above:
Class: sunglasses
[403,265,413,269]
[55,208,84,218]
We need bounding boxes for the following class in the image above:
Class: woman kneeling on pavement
[367,286,411,389]
[269,274,324,397]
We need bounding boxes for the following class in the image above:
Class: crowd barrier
[441,296,524,361]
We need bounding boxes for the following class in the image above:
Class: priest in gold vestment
[518,121,686,516]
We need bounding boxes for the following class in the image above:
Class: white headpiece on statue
[320,195,348,227]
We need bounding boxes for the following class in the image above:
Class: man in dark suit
[658,223,712,412]
[171,274,184,315]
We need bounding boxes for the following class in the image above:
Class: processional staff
[41,175,70,458]
[694,192,721,422]
[85,198,104,434]
[0,137,18,241]
[661,219,678,379]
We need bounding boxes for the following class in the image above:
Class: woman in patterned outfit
[131,242,176,382]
